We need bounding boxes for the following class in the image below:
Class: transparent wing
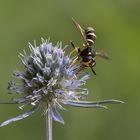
[72,18,88,46]
[95,51,110,60]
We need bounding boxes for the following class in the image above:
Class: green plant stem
[47,104,52,140]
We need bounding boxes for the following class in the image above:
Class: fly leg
[69,40,80,57]
[69,40,81,66]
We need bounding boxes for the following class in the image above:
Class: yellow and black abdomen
[85,27,96,46]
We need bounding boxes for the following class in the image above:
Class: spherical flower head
[12,39,89,103]
[0,39,123,127]
[0,39,89,126]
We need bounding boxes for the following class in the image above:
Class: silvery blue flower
[0,39,123,127]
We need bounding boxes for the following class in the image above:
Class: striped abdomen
[85,27,96,46]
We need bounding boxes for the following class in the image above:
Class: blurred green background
[0,0,139,140]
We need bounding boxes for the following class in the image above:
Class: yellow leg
[70,56,79,67]
[76,61,96,75]
[75,64,87,74]
[63,45,69,51]
[69,40,80,56]
[69,49,77,57]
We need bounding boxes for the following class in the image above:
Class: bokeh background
[0,0,139,140]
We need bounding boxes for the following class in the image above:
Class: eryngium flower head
[0,39,123,127]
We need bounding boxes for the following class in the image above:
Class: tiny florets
[0,39,90,126]
[0,39,123,127]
